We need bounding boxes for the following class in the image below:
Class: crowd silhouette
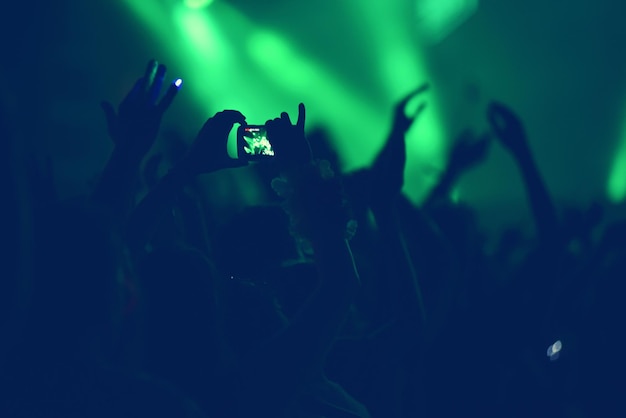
[1,58,625,417]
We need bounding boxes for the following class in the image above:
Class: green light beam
[347,0,448,203]
[607,115,626,202]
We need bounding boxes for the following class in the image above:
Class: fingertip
[174,78,183,88]
[297,103,306,127]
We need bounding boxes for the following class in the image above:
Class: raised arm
[126,110,247,254]
[424,129,491,208]
[92,60,181,224]
[367,86,431,326]
[370,84,428,210]
[487,101,559,244]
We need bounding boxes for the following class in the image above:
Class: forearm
[91,147,143,224]
[513,149,558,242]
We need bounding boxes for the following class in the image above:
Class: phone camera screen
[242,127,274,157]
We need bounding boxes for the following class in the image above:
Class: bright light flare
[174,78,183,87]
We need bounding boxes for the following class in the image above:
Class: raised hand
[371,85,429,206]
[183,110,248,175]
[101,60,181,160]
[266,103,312,170]
[448,130,492,174]
[487,101,528,155]
[391,83,430,135]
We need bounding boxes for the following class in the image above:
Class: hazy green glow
[245,28,387,169]
[348,0,447,203]
[607,120,626,202]
[176,8,218,56]
[451,187,461,203]
[123,0,447,204]
[184,0,215,9]
[123,1,264,205]
[415,0,479,43]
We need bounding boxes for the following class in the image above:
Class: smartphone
[237,125,275,160]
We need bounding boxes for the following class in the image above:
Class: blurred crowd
[1,60,625,417]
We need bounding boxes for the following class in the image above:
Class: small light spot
[174,78,183,88]
[547,340,562,361]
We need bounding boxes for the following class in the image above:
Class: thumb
[296,103,306,131]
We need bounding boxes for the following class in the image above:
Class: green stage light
[123,0,445,204]
[346,0,447,202]
[184,0,215,9]
[607,129,626,203]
